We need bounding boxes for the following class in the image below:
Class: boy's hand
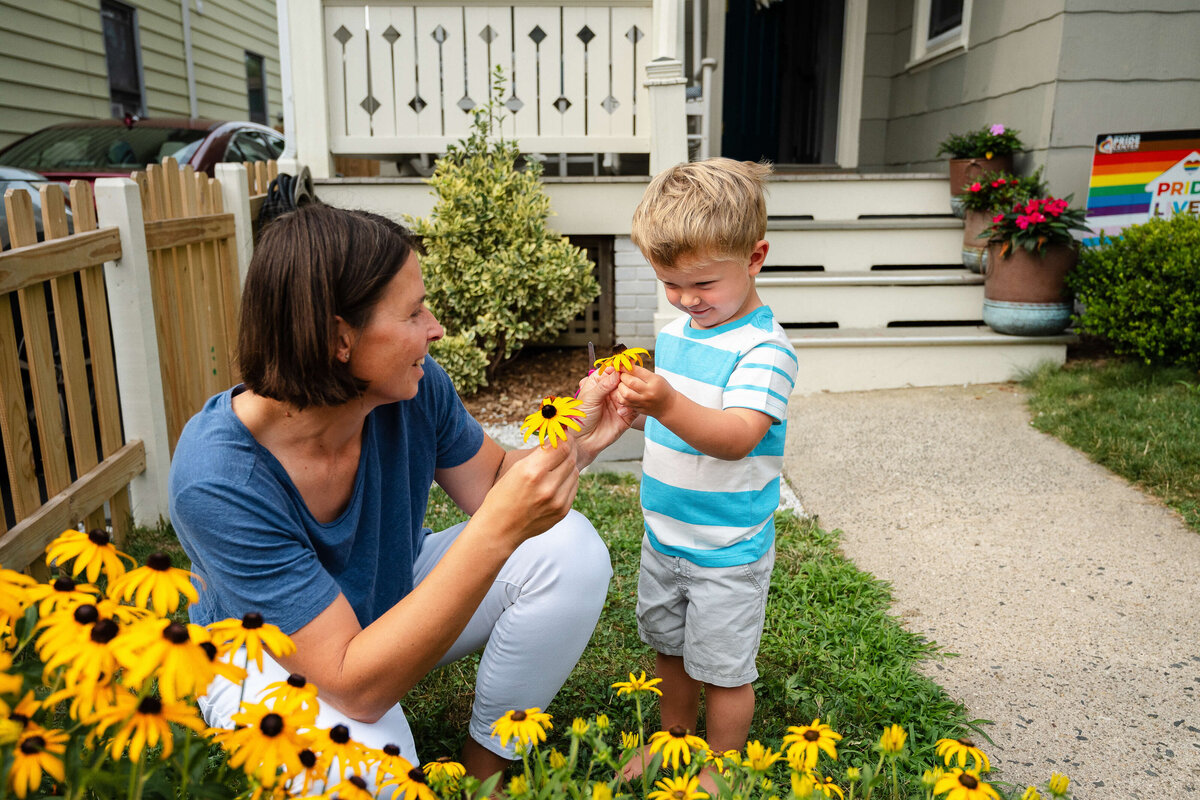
[616,365,676,419]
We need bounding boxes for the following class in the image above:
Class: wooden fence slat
[0,228,123,295]
[142,214,236,251]
[254,162,269,195]
[181,167,217,405]
[164,165,201,450]
[0,440,145,571]
[0,295,40,524]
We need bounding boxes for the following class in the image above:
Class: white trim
[835,0,867,169]
[907,0,971,70]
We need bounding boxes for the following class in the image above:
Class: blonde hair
[631,158,772,267]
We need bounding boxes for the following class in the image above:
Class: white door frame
[835,0,867,169]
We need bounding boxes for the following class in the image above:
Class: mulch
[459,346,596,424]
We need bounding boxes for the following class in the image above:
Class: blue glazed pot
[982,299,1072,336]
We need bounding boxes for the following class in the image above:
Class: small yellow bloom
[374,743,414,786]
[39,615,120,693]
[1047,773,1070,796]
[879,723,907,755]
[114,618,217,701]
[595,347,649,373]
[985,151,994,160]
[595,713,610,731]
[309,723,372,780]
[648,774,708,800]
[421,756,466,790]
[209,701,315,786]
[520,395,586,448]
[621,730,641,750]
[323,775,376,800]
[783,718,842,770]
[933,768,1001,800]
[549,748,567,769]
[611,670,663,697]
[1022,787,1042,800]
[813,773,845,799]
[507,775,530,798]
[592,783,614,800]
[0,566,35,620]
[89,691,205,761]
[923,767,946,787]
[0,653,24,697]
[490,707,552,749]
[845,766,861,783]
[107,552,199,616]
[791,770,817,798]
[744,740,781,772]
[207,612,296,671]
[0,718,20,746]
[260,673,320,714]
[8,727,67,799]
[571,717,590,737]
[24,576,99,617]
[44,528,133,583]
[936,737,990,772]
[648,726,708,772]
[382,765,438,800]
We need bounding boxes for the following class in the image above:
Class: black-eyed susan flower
[44,528,134,583]
[421,756,466,791]
[0,653,23,698]
[372,742,413,785]
[491,707,553,749]
[647,774,709,800]
[0,717,20,746]
[743,740,781,772]
[595,347,650,373]
[44,679,121,724]
[8,726,67,799]
[24,576,99,617]
[592,783,614,800]
[35,603,103,664]
[933,768,1001,800]
[648,726,708,772]
[1022,787,1042,800]
[923,767,946,788]
[284,747,329,797]
[936,737,990,772]
[310,723,373,779]
[89,691,205,761]
[791,770,817,798]
[520,396,586,448]
[209,701,315,787]
[322,775,376,800]
[381,764,438,800]
[620,730,640,751]
[208,612,297,671]
[40,616,120,692]
[260,672,320,714]
[106,552,199,616]
[570,717,590,738]
[0,566,35,619]
[783,718,842,770]
[506,775,530,799]
[1046,773,1070,797]
[199,640,248,685]
[879,723,907,756]
[811,773,845,799]
[611,670,663,697]
[113,619,216,701]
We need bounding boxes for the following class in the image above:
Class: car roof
[0,165,51,181]
[34,117,227,132]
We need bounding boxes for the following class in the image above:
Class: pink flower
[1016,215,1031,230]
[991,179,1006,187]
[1029,212,1046,224]
[969,182,983,192]
[992,214,1005,224]
[1024,199,1040,214]
[989,124,1006,136]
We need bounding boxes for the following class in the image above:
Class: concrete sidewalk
[782,384,1200,799]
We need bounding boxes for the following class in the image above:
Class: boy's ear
[747,239,769,277]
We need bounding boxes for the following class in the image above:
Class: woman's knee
[514,509,612,597]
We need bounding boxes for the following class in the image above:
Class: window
[100,0,145,118]
[909,0,970,68]
[245,51,268,125]
[225,132,274,163]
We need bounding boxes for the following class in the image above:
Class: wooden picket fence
[0,182,143,572]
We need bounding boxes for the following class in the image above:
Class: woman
[169,203,631,780]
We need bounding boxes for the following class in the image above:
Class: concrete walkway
[782,384,1200,799]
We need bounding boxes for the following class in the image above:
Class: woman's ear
[334,315,355,363]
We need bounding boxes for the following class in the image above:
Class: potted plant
[979,193,1091,335]
[957,170,1045,272]
[937,124,1024,216]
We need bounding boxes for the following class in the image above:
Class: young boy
[616,158,798,770]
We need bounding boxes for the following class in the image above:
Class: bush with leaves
[1069,213,1200,369]
[408,69,599,382]
[430,334,490,396]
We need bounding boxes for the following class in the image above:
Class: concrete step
[760,270,984,328]
[765,217,964,271]
[763,173,951,218]
[789,326,1073,394]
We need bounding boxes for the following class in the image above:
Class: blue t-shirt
[169,357,484,635]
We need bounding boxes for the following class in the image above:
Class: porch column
[284,0,334,178]
[644,55,688,335]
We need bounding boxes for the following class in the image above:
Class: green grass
[1023,358,1200,533]
[415,473,977,795]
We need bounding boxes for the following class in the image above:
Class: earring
[339,352,350,363]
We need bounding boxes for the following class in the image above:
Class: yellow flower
[812,773,845,799]
[791,770,817,798]
[783,718,842,770]
[1022,787,1042,800]
[39,615,120,693]
[923,767,946,787]
[89,691,205,761]
[260,673,320,714]
[114,619,216,701]
[24,577,99,617]
[595,713,610,731]
[879,723,907,755]
[507,775,530,798]
[936,737,990,772]
[592,783,614,800]
[208,612,297,671]
[381,765,438,800]
[621,730,641,750]
[648,774,709,800]
[44,528,134,583]
[571,717,590,737]
[421,756,466,791]
[491,707,552,749]
[520,395,586,448]
[106,552,199,616]
[595,347,650,373]
[846,766,861,783]
[1047,773,1070,796]
[310,723,373,780]
[286,748,330,797]
[612,670,663,697]
[0,718,20,746]
[706,749,741,771]
[0,567,36,619]
[549,748,568,768]
[648,726,708,772]
[322,775,375,800]
[8,727,67,799]
[933,768,1001,800]
[372,742,413,785]
[44,679,121,723]
[0,653,24,697]
[744,740,781,772]
[210,701,315,786]
[985,150,995,160]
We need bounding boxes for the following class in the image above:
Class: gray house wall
[858,0,1200,199]
[0,0,281,150]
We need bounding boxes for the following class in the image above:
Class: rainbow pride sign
[1084,129,1200,246]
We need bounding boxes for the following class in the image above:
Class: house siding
[0,0,281,150]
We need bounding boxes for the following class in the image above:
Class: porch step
[758,270,983,328]
[766,217,963,271]
[788,326,1073,395]
[764,173,951,218]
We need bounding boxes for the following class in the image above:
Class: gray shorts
[636,535,775,687]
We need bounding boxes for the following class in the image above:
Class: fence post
[286,0,334,178]
[645,58,689,177]
[216,162,253,288]
[94,178,172,525]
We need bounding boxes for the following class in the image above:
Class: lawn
[1023,358,1200,533]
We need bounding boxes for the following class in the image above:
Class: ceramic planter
[961,209,992,273]
[982,241,1077,336]
[948,155,1014,217]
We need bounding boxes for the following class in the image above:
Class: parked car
[0,166,73,250]
[0,117,285,185]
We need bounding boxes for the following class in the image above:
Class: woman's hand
[476,439,580,548]
[572,366,635,467]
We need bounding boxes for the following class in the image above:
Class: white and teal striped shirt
[641,305,799,567]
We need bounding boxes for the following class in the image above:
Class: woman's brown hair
[236,204,422,408]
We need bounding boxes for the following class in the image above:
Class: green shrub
[430,334,489,396]
[408,69,599,382]
[1069,213,1200,368]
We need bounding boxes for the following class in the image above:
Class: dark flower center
[138,696,163,715]
[10,713,29,726]
[540,404,558,419]
[74,604,99,625]
[670,792,684,800]
[330,724,350,744]
[350,776,367,789]
[804,730,820,742]
[163,622,190,644]
[260,713,284,737]
[200,641,218,660]
[511,710,527,721]
[960,773,979,790]
[383,744,401,756]
[20,736,46,755]
[668,725,688,738]
[287,673,307,687]
[87,528,111,546]
[958,738,974,747]
[147,552,171,571]
[408,767,429,784]
[90,618,119,643]
[242,612,264,629]
[300,749,317,768]
[53,577,76,592]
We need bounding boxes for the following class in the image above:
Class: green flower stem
[179,726,193,797]
[635,694,649,798]
[128,747,145,800]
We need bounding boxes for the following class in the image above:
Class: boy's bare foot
[618,744,658,783]
[696,765,722,797]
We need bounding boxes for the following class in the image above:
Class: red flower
[968,182,983,192]
[1024,199,1040,214]
[1029,212,1046,224]
[1016,215,1032,230]
[990,179,1007,187]
[992,214,1004,224]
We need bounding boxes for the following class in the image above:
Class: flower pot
[961,209,992,272]
[982,242,1076,336]
[948,155,1013,217]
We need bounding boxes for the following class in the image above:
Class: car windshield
[0,126,209,171]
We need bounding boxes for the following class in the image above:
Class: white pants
[199,510,612,768]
